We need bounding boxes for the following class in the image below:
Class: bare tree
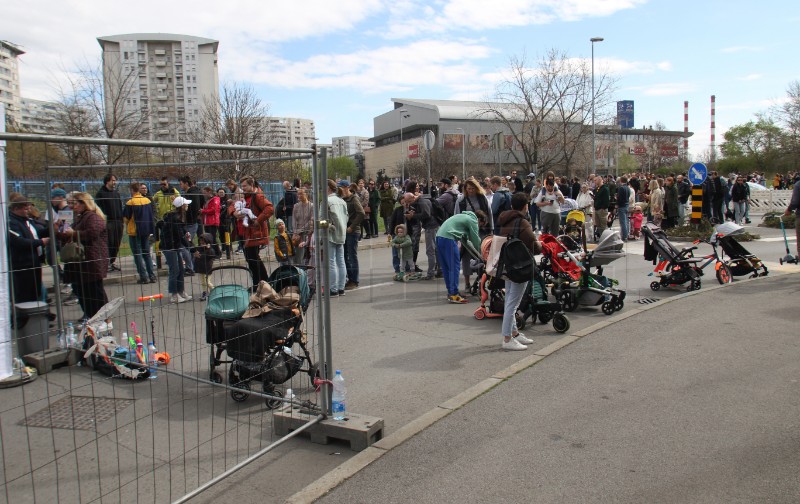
[53,58,150,170]
[482,49,616,178]
[188,82,282,180]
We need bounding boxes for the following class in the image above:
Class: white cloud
[738,74,762,81]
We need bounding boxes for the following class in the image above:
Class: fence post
[0,104,12,379]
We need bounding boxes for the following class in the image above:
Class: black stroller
[205,264,316,407]
[710,222,768,279]
[642,222,704,291]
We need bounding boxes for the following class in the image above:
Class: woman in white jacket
[575,183,595,239]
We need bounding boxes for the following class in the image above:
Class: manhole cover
[21,396,134,431]
[637,298,660,304]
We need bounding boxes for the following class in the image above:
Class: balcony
[158,117,169,123]
[155,72,166,78]
[156,95,168,101]
[154,49,166,56]
[155,61,166,67]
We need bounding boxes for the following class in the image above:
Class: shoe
[448,294,468,304]
[63,295,79,306]
[337,290,346,296]
[149,276,157,283]
[170,294,181,304]
[137,278,149,284]
[372,234,379,238]
[393,273,402,281]
[514,333,534,345]
[184,269,195,276]
[235,249,244,255]
[344,281,358,290]
[178,293,192,302]
[199,291,208,302]
[422,275,433,280]
[502,338,528,351]
[434,271,443,278]
[745,219,751,224]
[329,289,339,297]
[414,266,423,273]
[60,284,73,295]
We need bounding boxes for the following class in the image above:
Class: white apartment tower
[332,136,375,157]
[97,33,219,141]
[0,40,25,126]
[262,117,317,149]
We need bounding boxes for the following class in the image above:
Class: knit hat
[51,188,67,199]
[275,218,285,227]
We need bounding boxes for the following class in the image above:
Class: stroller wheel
[716,264,732,284]
[474,308,487,320]
[601,301,615,316]
[515,312,526,331]
[210,372,223,384]
[538,311,553,324]
[552,313,570,334]
[559,292,577,312]
[264,386,283,410]
[230,382,250,402]
[614,299,624,311]
[650,281,661,292]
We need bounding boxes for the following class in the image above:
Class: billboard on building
[443,133,464,149]
[617,100,634,129]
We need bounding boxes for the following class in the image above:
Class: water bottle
[147,341,158,378]
[66,322,77,347]
[56,330,66,350]
[331,370,347,420]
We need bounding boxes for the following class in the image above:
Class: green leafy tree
[720,118,785,171]
[328,156,358,180]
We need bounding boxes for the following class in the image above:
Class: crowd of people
[7,167,800,352]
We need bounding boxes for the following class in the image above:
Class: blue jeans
[163,250,184,295]
[617,206,630,239]
[502,280,527,337]
[344,231,360,285]
[129,235,155,280]
[529,204,541,230]
[733,201,746,224]
[436,237,460,296]
[328,242,346,292]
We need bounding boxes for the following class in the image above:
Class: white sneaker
[514,333,533,345]
[178,293,192,302]
[170,294,180,304]
[502,338,528,351]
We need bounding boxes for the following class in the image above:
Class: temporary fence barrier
[0,122,337,503]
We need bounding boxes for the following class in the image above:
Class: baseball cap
[173,196,192,207]
[337,180,351,187]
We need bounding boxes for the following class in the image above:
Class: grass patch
[761,212,796,229]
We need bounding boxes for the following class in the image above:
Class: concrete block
[273,406,384,452]
[23,348,80,375]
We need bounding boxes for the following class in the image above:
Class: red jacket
[201,195,220,227]
[229,190,273,247]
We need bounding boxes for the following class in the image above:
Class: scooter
[779,215,798,265]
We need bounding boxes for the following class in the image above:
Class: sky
[3,0,799,157]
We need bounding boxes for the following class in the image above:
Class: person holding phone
[533,179,565,236]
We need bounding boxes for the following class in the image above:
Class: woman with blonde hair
[454,177,492,294]
[58,192,110,322]
[647,178,664,227]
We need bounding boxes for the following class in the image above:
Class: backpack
[275,198,286,219]
[428,196,448,226]
[496,218,534,283]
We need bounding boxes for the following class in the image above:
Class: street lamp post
[399,109,409,183]
[455,127,466,182]
[590,36,604,175]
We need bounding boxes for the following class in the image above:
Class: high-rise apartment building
[261,117,316,149]
[97,33,219,141]
[19,97,60,133]
[332,136,375,157]
[0,40,25,126]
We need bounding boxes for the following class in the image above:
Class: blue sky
[3,0,799,157]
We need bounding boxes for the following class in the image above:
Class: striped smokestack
[684,101,689,155]
[710,95,716,162]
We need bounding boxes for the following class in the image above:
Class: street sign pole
[688,163,708,225]
[423,130,435,195]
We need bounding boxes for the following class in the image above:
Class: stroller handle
[207,264,253,276]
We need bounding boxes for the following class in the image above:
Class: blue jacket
[123,193,156,237]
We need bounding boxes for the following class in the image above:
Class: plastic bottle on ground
[147,341,158,378]
[66,322,77,347]
[331,370,347,420]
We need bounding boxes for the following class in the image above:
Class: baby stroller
[205,264,316,407]
[701,222,768,282]
[642,222,704,291]
[539,232,626,315]
[561,210,588,251]
[464,237,570,333]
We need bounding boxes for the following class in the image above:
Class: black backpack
[428,196,448,226]
[496,218,534,283]
[275,198,286,219]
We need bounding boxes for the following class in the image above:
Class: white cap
[173,196,191,208]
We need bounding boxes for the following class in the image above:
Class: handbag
[60,231,85,263]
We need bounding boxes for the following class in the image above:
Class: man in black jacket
[676,174,691,225]
[95,173,124,271]
[7,193,50,303]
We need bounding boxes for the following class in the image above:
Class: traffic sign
[423,130,436,151]
[688,162,707,185]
